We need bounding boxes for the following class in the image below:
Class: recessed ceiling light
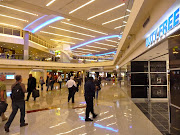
[40,31,84,41]
[76,48,100,52]
[49,26,95,37]
[95,42,117,47]
[0,14,28,22]
[0,4,38,16]
[0,23,20,28]
[46,0,56,6]
[69,0,95,14]
[114,25,126,29]
[126,9,131,13]
[86,45,108,50]
[50,39,75,44]
[102,15,129,25]
[105,39,119,43]
[61,21,108,35]
[87,3,125,20]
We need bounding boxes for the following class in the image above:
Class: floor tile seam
[135,103,169,132]
[155,108,169,121]
[145,111,169,131]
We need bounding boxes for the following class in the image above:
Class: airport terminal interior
[0,0,180,134]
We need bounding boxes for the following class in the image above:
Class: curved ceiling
[0,0,133,57]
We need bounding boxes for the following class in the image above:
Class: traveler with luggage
[0,74,8,122]
[26,74,37,101]
[4,75,28,132]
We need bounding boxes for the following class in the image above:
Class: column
[24,31,29,60]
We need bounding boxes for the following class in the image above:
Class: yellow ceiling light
[87,3,125,20]
[69,0,95,14]
[126,9,131,12]
[0,23,20,28]
[0,14,28,22]
[49,26,95,37]
[114,25,126,29]
[50,39,75,44]
[72,50,91,53]
[86,45,108,50]
[61,21,108,35]
[102,15,129,25]
[76,48,100,52]
[46,0,56,6]
[0,4,38,16]
[105,39,119,43]
[95,42,117,47]
[40,31,84,41]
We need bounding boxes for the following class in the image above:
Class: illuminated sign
[146,7,180,47]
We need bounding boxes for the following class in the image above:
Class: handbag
[32,89,40,98]
[0,101,8,115]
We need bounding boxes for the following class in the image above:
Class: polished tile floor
[135,102,169,135]
[0,81,162,135]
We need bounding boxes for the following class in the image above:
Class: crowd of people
[0,73,102,132]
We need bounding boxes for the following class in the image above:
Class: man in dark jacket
[84,77,97,121]
[4,75,28,132]
[26,74,36,101]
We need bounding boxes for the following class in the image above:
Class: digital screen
[6,75,15,79]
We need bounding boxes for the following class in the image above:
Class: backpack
[11,83,24,101]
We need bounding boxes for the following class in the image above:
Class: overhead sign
[146,7,180,48]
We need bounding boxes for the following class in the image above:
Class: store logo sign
[146,7,180,47]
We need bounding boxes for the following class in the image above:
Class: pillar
[24,31,29,60]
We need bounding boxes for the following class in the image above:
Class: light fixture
[76,48,100,52]
[126,9,131,12]
[46,0,56,6]
[0,14,28,22]
[95,42,117,47]
[40,31,84,41]
[31,16,64,33]
[105,39,119,43]
[102,15,129,25]
[95,51,116,56]
[69,0,95,14]
[49,26,95,37]
[71,35,120,49]
[0,4,38,16]
[114,25,126,29]
[50,39,75,44]
[61,21,108,35]
[123,21,127,24]
[87,3,125,20]
[86,45,108,50]
[0,23,20,28]
[24,15,47,31]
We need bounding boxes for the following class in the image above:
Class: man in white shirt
[66,76,77,103]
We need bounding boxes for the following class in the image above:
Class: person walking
[4,75,28,132]
[94,77,100,99]
[66,76,77,103]
[39,76,45,91]
[57,75,63,89]
[84,77,98,121]
[0,74,8,122]
[26,74,36,101]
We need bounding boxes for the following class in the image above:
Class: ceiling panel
[0,0,134,58]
